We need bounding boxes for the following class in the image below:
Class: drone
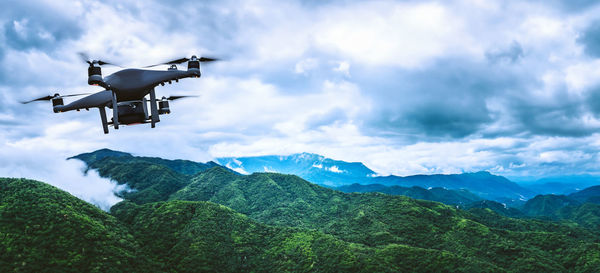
[22,53,218,134]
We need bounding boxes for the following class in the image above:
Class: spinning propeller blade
[144,56,220,68]
[162,95,198,101]
[21,93,90,104]
[78,52,120,67]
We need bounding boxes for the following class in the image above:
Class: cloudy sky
[2,0,600,204]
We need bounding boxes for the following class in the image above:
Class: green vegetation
[336,183,482,205]
[460,200,524,218]
[520,194,600,230]
[111,200,496,272]
[72,148,218,176]
[76,148,600,272]
[522,194,581,217]
[1,178,498,272]
[4,149,600,272]
[0,178,152,273]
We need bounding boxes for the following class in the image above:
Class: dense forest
[1,149,600,272]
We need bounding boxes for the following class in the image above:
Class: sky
[2,0,600,207]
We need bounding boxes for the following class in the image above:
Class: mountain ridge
[64,149,600,271]
[218,152,534,202]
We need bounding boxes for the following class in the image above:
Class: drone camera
[158,100,170,114]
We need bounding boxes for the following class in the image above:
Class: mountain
[0,178,152,272]
[335,183,482,206]
[460,200,525,218]
[217,152,537,202]
[522,195,581,217]
[374,171,535,202]
[72,148,219,176]
[70,149,600,271]
[520,194,600,230]
[520,175,600,195]
[4,178,500,272]
[569,185,600,204]
[217,152,376,186]
[110,200,494,272]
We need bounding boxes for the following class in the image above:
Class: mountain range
[3,149,600,271]
[218,153,535,203]
[217,152,376,185]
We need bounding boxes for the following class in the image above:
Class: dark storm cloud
[577,20,600,58]
[511,100,597,137]
[1,1,83,51]
[360,58,524,139]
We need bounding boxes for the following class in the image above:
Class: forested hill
[0,178,152,272]
[80,149,535,203]
[335,183,482,205]
[63,150,600,271]
[71,148,220,175]
[1,178,502,272]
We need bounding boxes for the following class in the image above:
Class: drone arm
[54,90,112,112]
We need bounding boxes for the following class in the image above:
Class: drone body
[24,55,216,134]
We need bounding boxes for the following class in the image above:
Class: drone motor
[51,94,64,107]
[88,63,103,86]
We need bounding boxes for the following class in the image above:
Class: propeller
[21,93,90,104]
[161,95,198,101]
[78,52,120,67]
[144,55,220,68]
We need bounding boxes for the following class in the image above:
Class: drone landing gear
[149,87,160,128]
[112,91,119,130]
[98,107,109,134]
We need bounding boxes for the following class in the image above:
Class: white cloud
[295,58,319,74]
[333,61,350,77]
[313,2,473,68]
[2,0,600,185]
[0,142,124,211]
[327,165,343,173]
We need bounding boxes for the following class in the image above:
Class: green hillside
[72,148,219,176]
[460,200,524,218]
[522,194,581,217]
[70,150,600,271]
[1,178,499,272]
[0,178,152,273]
[335,183,482,205]
[520,194,600,230]
[111,200,497,272]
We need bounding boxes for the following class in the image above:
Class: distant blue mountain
[374,172,536,202]
[519,175,600,195]
[568,185,600,204]
[217,153,535,202]
[217,153,375,186]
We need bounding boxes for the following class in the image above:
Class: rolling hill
[0,178,152,272]
[0,178,506,272]
[569,185,600,204]
[335,183,482,206]
[65,149,600,271]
